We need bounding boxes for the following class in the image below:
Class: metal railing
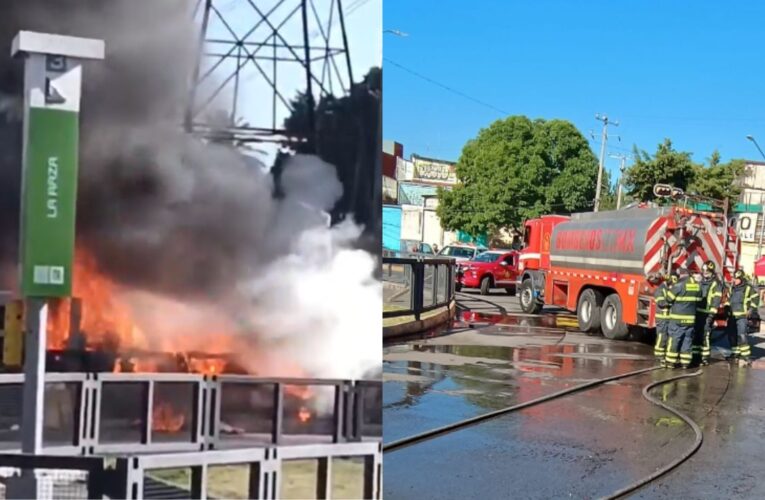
[0,374,381,457]
[382,255,456,321]
[0,440,382,499]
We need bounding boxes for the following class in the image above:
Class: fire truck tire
[601,293,630,340]
[456,283,462,292]
[480,276,493,295]
[520,279,542,314]
[577,288,604,333]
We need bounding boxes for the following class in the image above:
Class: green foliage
[598,182,619,211]
[436,116,598,234]
[283,67,381,231]
[624,140,744,205]
[623,139,696,203]
[690,153,745,204]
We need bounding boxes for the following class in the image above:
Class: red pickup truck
[456,250,519,295]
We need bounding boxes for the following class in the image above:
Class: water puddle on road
[383,339,656,443]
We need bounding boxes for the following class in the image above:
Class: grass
[147,458,365,499]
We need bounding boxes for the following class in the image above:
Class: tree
[623,139,697,203]
[283,67,381,245]
[598,182,619,211]
[436,116,599,234]
[624,141,745,205]
[689,150,745,205]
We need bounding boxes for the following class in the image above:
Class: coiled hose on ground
[602,369,704,499]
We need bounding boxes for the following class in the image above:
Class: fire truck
[517,202,740,340]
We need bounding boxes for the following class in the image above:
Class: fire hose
[384,365,662,453]
[385,364,708,498]
[602,369,704,500]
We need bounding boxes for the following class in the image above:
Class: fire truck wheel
[519,279,542,314]
[456,283,462,292]
[577,288,604,333]
[601,293,629,340]
[480,276,493,295]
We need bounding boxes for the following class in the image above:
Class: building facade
[734,160,765,276]
[381,143,460,251]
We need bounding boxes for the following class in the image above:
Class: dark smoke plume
[0,0,381,381]
[0,0,327,297]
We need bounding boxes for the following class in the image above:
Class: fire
[298,406,312,423]
[47,248,147,351]
[45,246,242,374]
[152,403,185,433]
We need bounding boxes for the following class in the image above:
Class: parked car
[400,240,436,255]
[437,244,488,262]
[456,250,519,295]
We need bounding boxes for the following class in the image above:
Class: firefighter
[665,267,701,369]
[650,273,671,365]
[694,260,723,366]
[727,269,759,366]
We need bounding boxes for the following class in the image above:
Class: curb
[383,301,456,339]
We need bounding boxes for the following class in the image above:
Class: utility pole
[609,153,628,210]
[594,114,619,212]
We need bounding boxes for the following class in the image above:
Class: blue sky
[384,0,765,179]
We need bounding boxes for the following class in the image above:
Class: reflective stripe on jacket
[697,278,723,314]
[654,282,671,319]
[728,282,759,318]
[666,276,701,324]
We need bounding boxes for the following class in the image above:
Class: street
[383,290,765,499]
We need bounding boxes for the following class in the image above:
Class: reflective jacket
[728,281,760,318]
[666,276,701,325]
[654,282,671,320]
[697,276,723,315]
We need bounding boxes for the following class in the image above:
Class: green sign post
[14,32,105,297]
[7,30,103,498]
[20,105,80,296]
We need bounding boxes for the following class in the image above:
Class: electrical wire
[384,57,510,116]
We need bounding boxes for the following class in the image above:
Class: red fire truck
[517,205,739,340]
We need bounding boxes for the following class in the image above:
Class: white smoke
[105,154,382,381]
[0,1,382,382]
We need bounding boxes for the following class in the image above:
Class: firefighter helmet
[734,269,746,280]
[703,260,716,273]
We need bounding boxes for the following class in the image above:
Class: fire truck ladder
[722,215,738,279]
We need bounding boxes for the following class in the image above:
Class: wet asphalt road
[383,290,765,499]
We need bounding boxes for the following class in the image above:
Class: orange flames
[47,249,146,351]
[298,406,312,423]
[45,247,239,374]
[152,403,185,433]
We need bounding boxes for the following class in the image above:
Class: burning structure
[0,3,382,498]
[0,1,381,382]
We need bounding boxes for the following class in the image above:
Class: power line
[589,138,634,154]
[310,0,370,40]
[619,113,765,124]
[384,57,510,116]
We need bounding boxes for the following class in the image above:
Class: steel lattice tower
[187,0,355,148]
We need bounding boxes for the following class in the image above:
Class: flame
[152,403,185,433]
[298,406,312,423]
[186,356,227,375]
[47,246,241,374]
[47,248,147,351]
